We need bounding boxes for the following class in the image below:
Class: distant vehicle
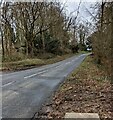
[87,48,92,51]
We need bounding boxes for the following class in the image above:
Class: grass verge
[37,55,112,120]
[1,53,76,71]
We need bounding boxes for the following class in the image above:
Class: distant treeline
[1,2,91,62]
[1,2,70,59]
[1,2,112,77]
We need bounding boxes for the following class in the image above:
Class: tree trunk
[111,3,113,84]
[41,31,45,53]
[1,28,5,60]
[31,41,34,57]
[26,41,29,56]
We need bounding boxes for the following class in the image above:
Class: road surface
[2,54,87,118]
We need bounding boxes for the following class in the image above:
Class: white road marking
[38,70,48,74]
[65,62,71,65]
[55,65,61,68]
[24,70,47,79]
[2,81,15,87]
[71,60,75,62]
[24,73,38,79]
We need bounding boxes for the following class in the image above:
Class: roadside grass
[37,55,112,119]
[2,59,45,71]
[77,50,90,54]
[1,53,76,71]
[70,55,111,82]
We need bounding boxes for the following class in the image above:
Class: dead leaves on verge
[36,56,113,120]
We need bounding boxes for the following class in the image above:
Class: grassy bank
[1,53,76,71]
[37,55,112,119]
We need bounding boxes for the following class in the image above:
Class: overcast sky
[60,0,95,23]
[59,0,99,33]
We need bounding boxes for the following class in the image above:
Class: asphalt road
[2,54,87,118]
